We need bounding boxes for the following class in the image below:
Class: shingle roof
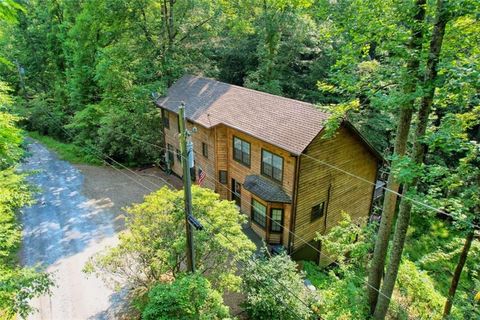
[243,175,292,203]
[156,75,330,155]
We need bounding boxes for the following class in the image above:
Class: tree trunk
[367,0,427,313]
[373,1,448,318]
[443,231,475,318]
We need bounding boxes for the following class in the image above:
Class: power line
[200,217,319,320]
[194,111,480,229]
[152,102,476,227]
[113,127,407,310]
[35,111,318,318]
[40,106,425,315]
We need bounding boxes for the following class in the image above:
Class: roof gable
[156,75,329,155]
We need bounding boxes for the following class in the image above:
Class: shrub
[142,273,230,320]
[393,260,463,320]
[242,252,315,320]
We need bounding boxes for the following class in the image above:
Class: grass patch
[27,131,102,165]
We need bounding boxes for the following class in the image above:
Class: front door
[231,178,241,208]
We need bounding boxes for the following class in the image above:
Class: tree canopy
[1,0,479,318]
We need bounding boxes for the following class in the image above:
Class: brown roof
[156,75,329,155]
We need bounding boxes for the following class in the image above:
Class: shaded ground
[20,141,174,319]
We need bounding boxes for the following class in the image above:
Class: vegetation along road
[20,141,170,319]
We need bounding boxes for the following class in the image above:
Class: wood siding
[214,125,229,199]
[163,109,216,190]
[220,127,296,247]
[293,126,377,252]
[162,108,378,251]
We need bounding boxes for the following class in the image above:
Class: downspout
[288,154,301,254]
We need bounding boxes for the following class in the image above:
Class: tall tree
[367,0,427,312]
[373,0,450,317]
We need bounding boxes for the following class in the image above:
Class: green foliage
[142,273,230,320]
[0,266,53,319]
[242,252,315,320]
[315,212,375,268]
[0,112,22,169]
[405,216,480,319]
[0,93,52,318]
[319,100,360,139]
[85,186,255,297]
[392,260,455,320]
[27,131,101,165]
[0,0,25,25]
[300,213,375,319]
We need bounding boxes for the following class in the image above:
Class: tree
[419,107,480,317]
[142,273,230,320]
[367,0,427,312]
[85,186,255,297]
[373,0,453,317]
[242,252,315,320]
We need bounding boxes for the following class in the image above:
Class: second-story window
[233,136,250,167]
[161,108,170,129]
[261,149,283,182]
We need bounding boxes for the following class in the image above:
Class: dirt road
[20,141,178,319]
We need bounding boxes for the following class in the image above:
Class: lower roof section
[243,175,292,204]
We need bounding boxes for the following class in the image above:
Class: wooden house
[156,75,382,262]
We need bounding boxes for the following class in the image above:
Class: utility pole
[178,103,195,272]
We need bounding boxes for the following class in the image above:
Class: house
[156,75,382,262]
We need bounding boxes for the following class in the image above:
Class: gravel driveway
[20,141,179,319]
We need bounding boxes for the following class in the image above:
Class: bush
[28,131,101,165]
[242,252,315,320]
[393,260,464,320]
[142,273,230,320]
[301,213,374,319]
[303,261,369,320]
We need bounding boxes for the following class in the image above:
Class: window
[202,142,208,158]
[161,109,170,129]
[219,170,227,184]
[251,199,267,228]
[167,144,175,164]
[232,179,241,207]
[176,149,181,162]
[311,202,325,222]
[270,208,283,232]
[261,149,283,182]
[233,136,250,167]
[176,114,181,133]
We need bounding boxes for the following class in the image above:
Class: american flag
[198,167,206,186]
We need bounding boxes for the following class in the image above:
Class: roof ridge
[185,74,327,112]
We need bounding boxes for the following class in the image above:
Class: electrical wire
[158,99,469,225]
[35,111,318,319]
[113,127,408,311]
[200,217,320,320]
[201,111,478,228]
